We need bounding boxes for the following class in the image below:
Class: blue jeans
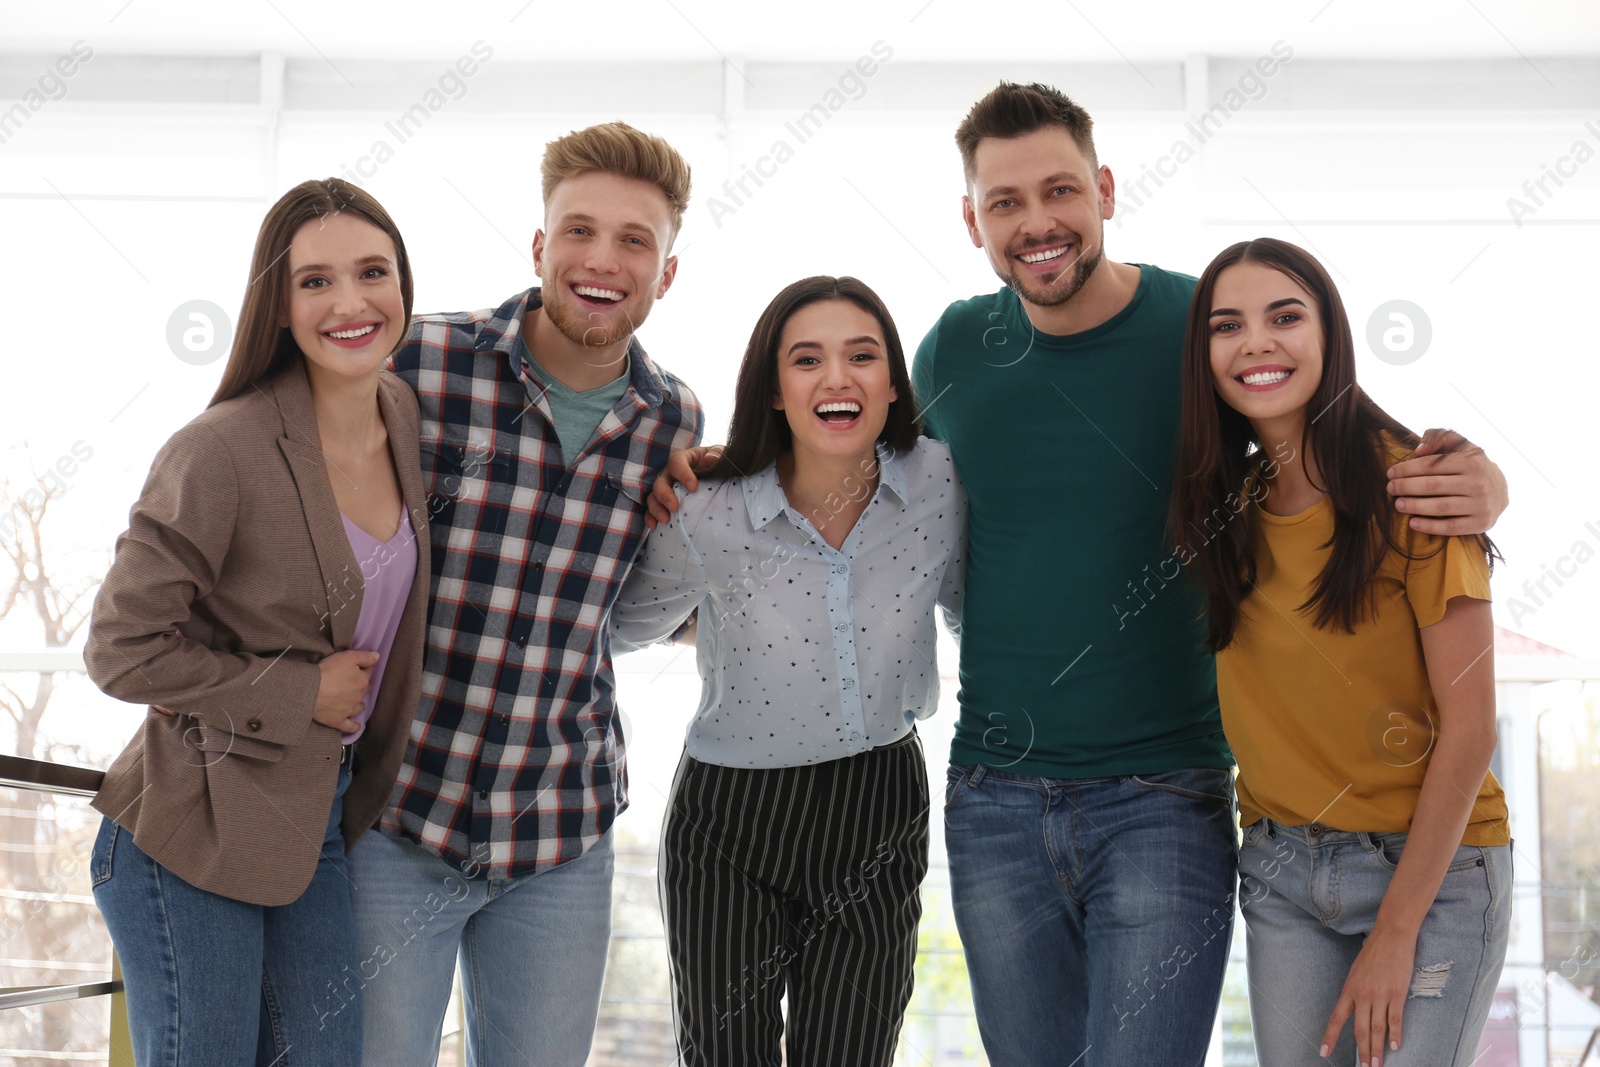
[1240,820,1511,1065]
[944,763,1238,1067]
[92,762,358,1067]
[346,826,614,1067]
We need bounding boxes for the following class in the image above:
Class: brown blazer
[86,364,430,907]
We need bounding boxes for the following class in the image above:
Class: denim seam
[149,857,181,1066]
[1436,850,1498,1063]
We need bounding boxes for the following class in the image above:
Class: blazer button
[247,718,263,732]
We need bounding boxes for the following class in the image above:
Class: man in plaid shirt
[349,122,703,1066]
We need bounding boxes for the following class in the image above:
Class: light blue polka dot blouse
[611,437,966,769]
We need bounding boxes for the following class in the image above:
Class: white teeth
[815,401,862,416]
[574,284,624,301]
[1241,370,1291,385]
[1019,247,1067,264]
[327,325,377,339]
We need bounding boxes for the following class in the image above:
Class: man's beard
[542,289,638,350]
[1004,236,1103,309]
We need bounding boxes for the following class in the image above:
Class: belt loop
[969,765,988,789]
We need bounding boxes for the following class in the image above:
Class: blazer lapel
[378,374,430,546]
[267,366,363,652]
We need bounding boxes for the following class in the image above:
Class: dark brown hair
[1168,237,1498,651]
[955,81,1098,187]
[210,179,414,407]
[705,276,920,482]
[541,121,692,242]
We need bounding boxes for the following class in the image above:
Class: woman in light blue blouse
[613,276,965,1067]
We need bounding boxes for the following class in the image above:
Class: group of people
[84,80,1512,1067]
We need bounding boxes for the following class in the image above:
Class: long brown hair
[704,276,920,482]
[1168,237,1497,652]
[210,178,414,407]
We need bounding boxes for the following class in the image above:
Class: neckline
[341,506,410,545]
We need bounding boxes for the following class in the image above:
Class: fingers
[1404,513,1491,537]
[1387,450,1477,482]
[1412,427,1470,456]
[1321,995,1353,1061]
[1387,998,1404,1059]
[1391,491,1481,517]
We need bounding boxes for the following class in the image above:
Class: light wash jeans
[1240,819,1511,1066]
[346,826,614,1067]
[92,761,358,1067]
[944,763,1239,1067]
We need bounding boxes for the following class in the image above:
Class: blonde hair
[540,121,692,241]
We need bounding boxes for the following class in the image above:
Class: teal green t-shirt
[912,265,1230,777]
[523,341,632,467]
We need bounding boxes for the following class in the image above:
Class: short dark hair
[706,276,920,482]
[210,178,414,407]
[955,81,1098,187]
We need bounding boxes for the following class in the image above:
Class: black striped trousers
[659,731,930,1067]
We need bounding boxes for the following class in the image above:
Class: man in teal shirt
[916,82,1507,1066]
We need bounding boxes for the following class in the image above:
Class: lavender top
[340,507,418,744]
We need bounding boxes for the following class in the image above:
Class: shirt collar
[741,441,908,531]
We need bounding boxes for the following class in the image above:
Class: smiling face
[1207,260,1326,437]
[772,299,898,470]
[532,170,678,354]
[284,212,406,386]
[963,126,1113,311]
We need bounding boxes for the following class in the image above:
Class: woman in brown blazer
[85,179,430,1066]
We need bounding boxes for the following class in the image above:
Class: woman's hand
[1321,924,1416,1066]
[314,649,380,733]
[645,445,724,528]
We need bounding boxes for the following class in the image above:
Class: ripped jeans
[1239,820,1511,1066]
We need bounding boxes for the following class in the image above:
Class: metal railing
[0,753,131,1066]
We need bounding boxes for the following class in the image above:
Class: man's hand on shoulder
[645,445,724,528]
[1386,429,1508,536]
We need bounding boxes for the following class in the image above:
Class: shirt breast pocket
[575,464,653,586]
[421,440,516,540]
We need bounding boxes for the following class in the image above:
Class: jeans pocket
[1129,768,1234,805]
[943,766,968,813]
[90,819,118,888]
[1370,831,1407,871]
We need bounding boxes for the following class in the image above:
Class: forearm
[1372,728,1497,936]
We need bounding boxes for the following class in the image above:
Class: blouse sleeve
[1403,528,1493,629]
[610,490,712,654]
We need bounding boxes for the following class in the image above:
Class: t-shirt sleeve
[1404,531,1493,629]
[911,322,944,441]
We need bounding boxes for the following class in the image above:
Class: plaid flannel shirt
[384,287,703,879]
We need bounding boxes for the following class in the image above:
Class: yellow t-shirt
[1217,470,1509,846]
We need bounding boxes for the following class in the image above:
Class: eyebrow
[981,172,1084,199]
[560,211,661,236]
[1209,297,1309,317]
[787,335,882,355]
[290,253,392,276]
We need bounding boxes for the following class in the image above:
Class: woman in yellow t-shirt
[1169,237,1510,1067]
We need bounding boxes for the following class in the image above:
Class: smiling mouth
[1239,370,1292,386]
[573,283,625,305]
[814,400,863,423]
[1017,245,1071,265]
[326,324,378,340]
